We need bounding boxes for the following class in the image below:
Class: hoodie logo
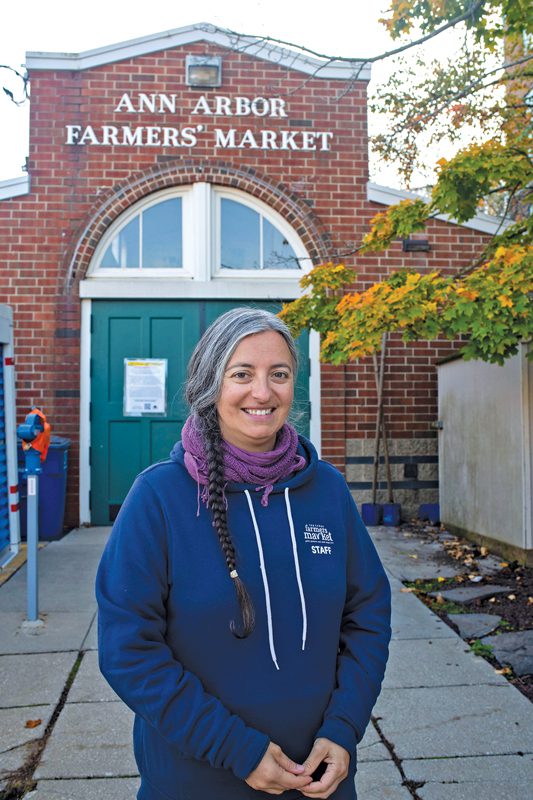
[304,523,334,555]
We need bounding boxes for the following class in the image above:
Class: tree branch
[219,2,487,67]
[372,52,533,137]
[1,64,30,105]
[203,1,487,90]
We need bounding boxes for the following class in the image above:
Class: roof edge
[0,175,30,201]
[26,22,371,81]
[367,182,510,235]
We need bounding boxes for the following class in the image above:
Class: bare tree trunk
[373,336,393,503]
[371,334,388,504]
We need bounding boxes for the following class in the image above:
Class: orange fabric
[21,408,51,462]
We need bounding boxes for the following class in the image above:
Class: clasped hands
[245,737,349,798]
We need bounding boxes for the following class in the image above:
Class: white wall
[438,343,532,557]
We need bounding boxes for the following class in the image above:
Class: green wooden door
[91,300,309,524]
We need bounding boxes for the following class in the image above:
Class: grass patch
[429,599,466,615]
[403,580,466,615]
[470,639,494,658]
[404,578,457,593]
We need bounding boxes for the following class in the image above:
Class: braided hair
[200,406,255,637]
[185,308,298,638]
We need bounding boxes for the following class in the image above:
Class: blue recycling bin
[18,436,70,540]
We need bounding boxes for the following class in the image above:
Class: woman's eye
[232,371,250,380]
[273,371,290,380]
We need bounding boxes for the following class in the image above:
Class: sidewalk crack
[370,715,425,800]
[0,652,85,800]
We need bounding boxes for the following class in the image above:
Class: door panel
[91,301,200,524]
[91,300,309,524]
[108,421,142,501]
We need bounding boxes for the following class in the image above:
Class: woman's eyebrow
[225,362,293,372]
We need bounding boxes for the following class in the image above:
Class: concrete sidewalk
[0,527,532,800]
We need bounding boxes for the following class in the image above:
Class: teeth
[245,409,273,415]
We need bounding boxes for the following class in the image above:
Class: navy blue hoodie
[96,437,391,800]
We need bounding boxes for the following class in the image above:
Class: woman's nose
[250,376,272,402]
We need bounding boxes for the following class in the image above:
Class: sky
[0,0,431,185]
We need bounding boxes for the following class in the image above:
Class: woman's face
[217,330,295,452]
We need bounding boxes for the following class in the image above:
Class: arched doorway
[81,183,319,524]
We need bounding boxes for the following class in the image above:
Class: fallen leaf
[499,562,509,568]
[468,574,483,582]
[435,593,445,605]
[25,719,42,729]
[489,597,497,603]
[480,546,489,557]
[528,597,533,605]
[507,594,516,601]
[437,576,446,583]
[494,667,511,675]
[400,587,415,593]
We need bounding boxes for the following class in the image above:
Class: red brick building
[0,23,495,529]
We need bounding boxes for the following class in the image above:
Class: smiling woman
[96,306,391,800]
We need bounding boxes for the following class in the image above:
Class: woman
[96,307,391,800]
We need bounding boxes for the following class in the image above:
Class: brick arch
[64,160,333,294]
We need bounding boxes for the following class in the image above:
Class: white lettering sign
[65,93,334,151]
[115,93,178,114]
[191,94,287,117]
[65,125,203,147]
[214,128,333,151]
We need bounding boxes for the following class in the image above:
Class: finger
[302,740,328,776]
[273,748,306,775]
[272,766,313,790]
[299,762,343,797]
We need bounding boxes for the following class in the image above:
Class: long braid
[201,410,255,638]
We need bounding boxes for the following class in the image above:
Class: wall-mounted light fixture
[186,55,222,87]
[402,237,431,252]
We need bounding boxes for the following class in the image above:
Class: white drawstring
[285,487,307,651]
[244,490,279,670]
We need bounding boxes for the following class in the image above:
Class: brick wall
[0,39,491,525]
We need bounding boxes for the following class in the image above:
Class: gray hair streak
[185,307,298,429]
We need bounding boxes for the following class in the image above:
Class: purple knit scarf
[182,415,306,508]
